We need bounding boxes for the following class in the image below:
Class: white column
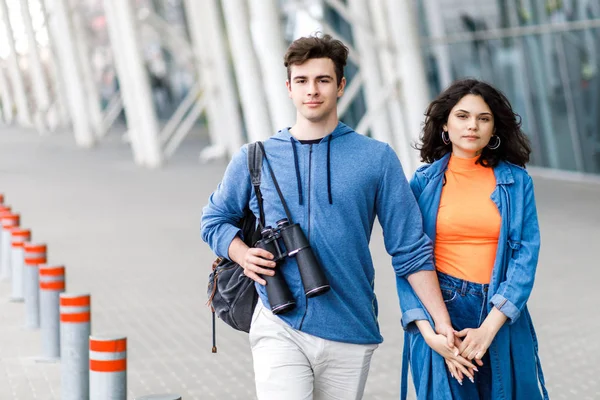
[0,0,32,126]
[289,0,323,38]
[385,0,430,173]
[222,0,272,143]
[248,0,295,131]
[347,0,394,146]
[20,0,52,131]
[44,0,94,147]
[39,0,70,127]
[369,0,412,170]
[102,0,143,165]
[70,1,103,139]
[183,0,244,158]
[0,62,14,123]
[422,0,453,90]
[103,0,162,168]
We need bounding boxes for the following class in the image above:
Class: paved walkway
[0,126,599,399]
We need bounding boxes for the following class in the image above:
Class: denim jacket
[397,153,548,400]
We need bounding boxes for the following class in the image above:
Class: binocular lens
[264,271,296,314]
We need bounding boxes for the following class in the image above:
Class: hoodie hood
[272,121,355,142]
[273,122,354,205]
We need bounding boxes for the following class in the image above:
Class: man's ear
[337,77,346,98]
[286,80,292,98]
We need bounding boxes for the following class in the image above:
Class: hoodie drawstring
[291,137,303,205]
[290,135,333,206]
[327,135,333,204]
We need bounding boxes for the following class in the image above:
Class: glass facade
[4,0,596,174]
[418,0,600,174]
[295,0,600,175]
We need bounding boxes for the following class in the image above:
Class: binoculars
[254,218,330,314]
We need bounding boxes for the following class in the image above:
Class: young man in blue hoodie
[202,34,457,399]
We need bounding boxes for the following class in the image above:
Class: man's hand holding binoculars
[228,236,276,286]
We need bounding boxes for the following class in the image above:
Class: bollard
[0,213,20,280]
[60,293,91,400]
[0,207,12,264]
[23,242,46,329]
[39,264,65,360]
[0,206,12,260]
[90,335,127,400]
[9,228,31,301]
[136,395,182,400]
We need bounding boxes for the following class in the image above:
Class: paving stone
[0,127,598,399]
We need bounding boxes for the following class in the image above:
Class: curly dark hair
[283,33,349,86]
[416,79,531,167]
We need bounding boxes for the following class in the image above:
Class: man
[201,34,455,399]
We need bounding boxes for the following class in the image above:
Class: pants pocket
[441,288,458,304]
[249,301,264,346]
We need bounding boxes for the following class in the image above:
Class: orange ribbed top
[435,155,500,284]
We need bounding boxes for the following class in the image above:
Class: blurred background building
[0,0,598,175]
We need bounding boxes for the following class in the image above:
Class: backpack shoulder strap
[248,142,262,187]
[247,142,266,227]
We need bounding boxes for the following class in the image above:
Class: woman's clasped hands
[415,321,485,385]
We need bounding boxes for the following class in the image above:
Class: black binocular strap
[257,141,293,223]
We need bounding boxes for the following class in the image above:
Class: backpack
[206,142,266,352]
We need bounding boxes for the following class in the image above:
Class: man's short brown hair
[283,33,349,86]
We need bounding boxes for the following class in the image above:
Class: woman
[396,79,548,399]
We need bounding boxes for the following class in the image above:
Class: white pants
[249,302,378,400]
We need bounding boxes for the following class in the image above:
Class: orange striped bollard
[0,206,12,236]
[90,336,127,400]
[0,212,20,280]
[0,207,12,262]
[9,228,31,301]
[60,293,91,400]
[0,206,12,255]
[23,243,46,329]
[39,264,65,360]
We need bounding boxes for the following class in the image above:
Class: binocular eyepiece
[254,218,330,314]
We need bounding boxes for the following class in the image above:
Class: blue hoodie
[201,122,434,344]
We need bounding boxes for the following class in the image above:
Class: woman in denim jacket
[397,79,548,399]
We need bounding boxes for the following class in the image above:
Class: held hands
[416,321,479,385]
[455,325,495,363]
[436,322,456,349]
[435,323,478,384]
[454,307,508,363]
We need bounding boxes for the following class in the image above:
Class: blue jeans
[438,272,492,400]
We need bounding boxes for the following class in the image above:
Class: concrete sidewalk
[0,126,598,399]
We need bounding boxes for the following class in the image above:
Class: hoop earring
[441,130,450,145]
[487,135,501,150]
